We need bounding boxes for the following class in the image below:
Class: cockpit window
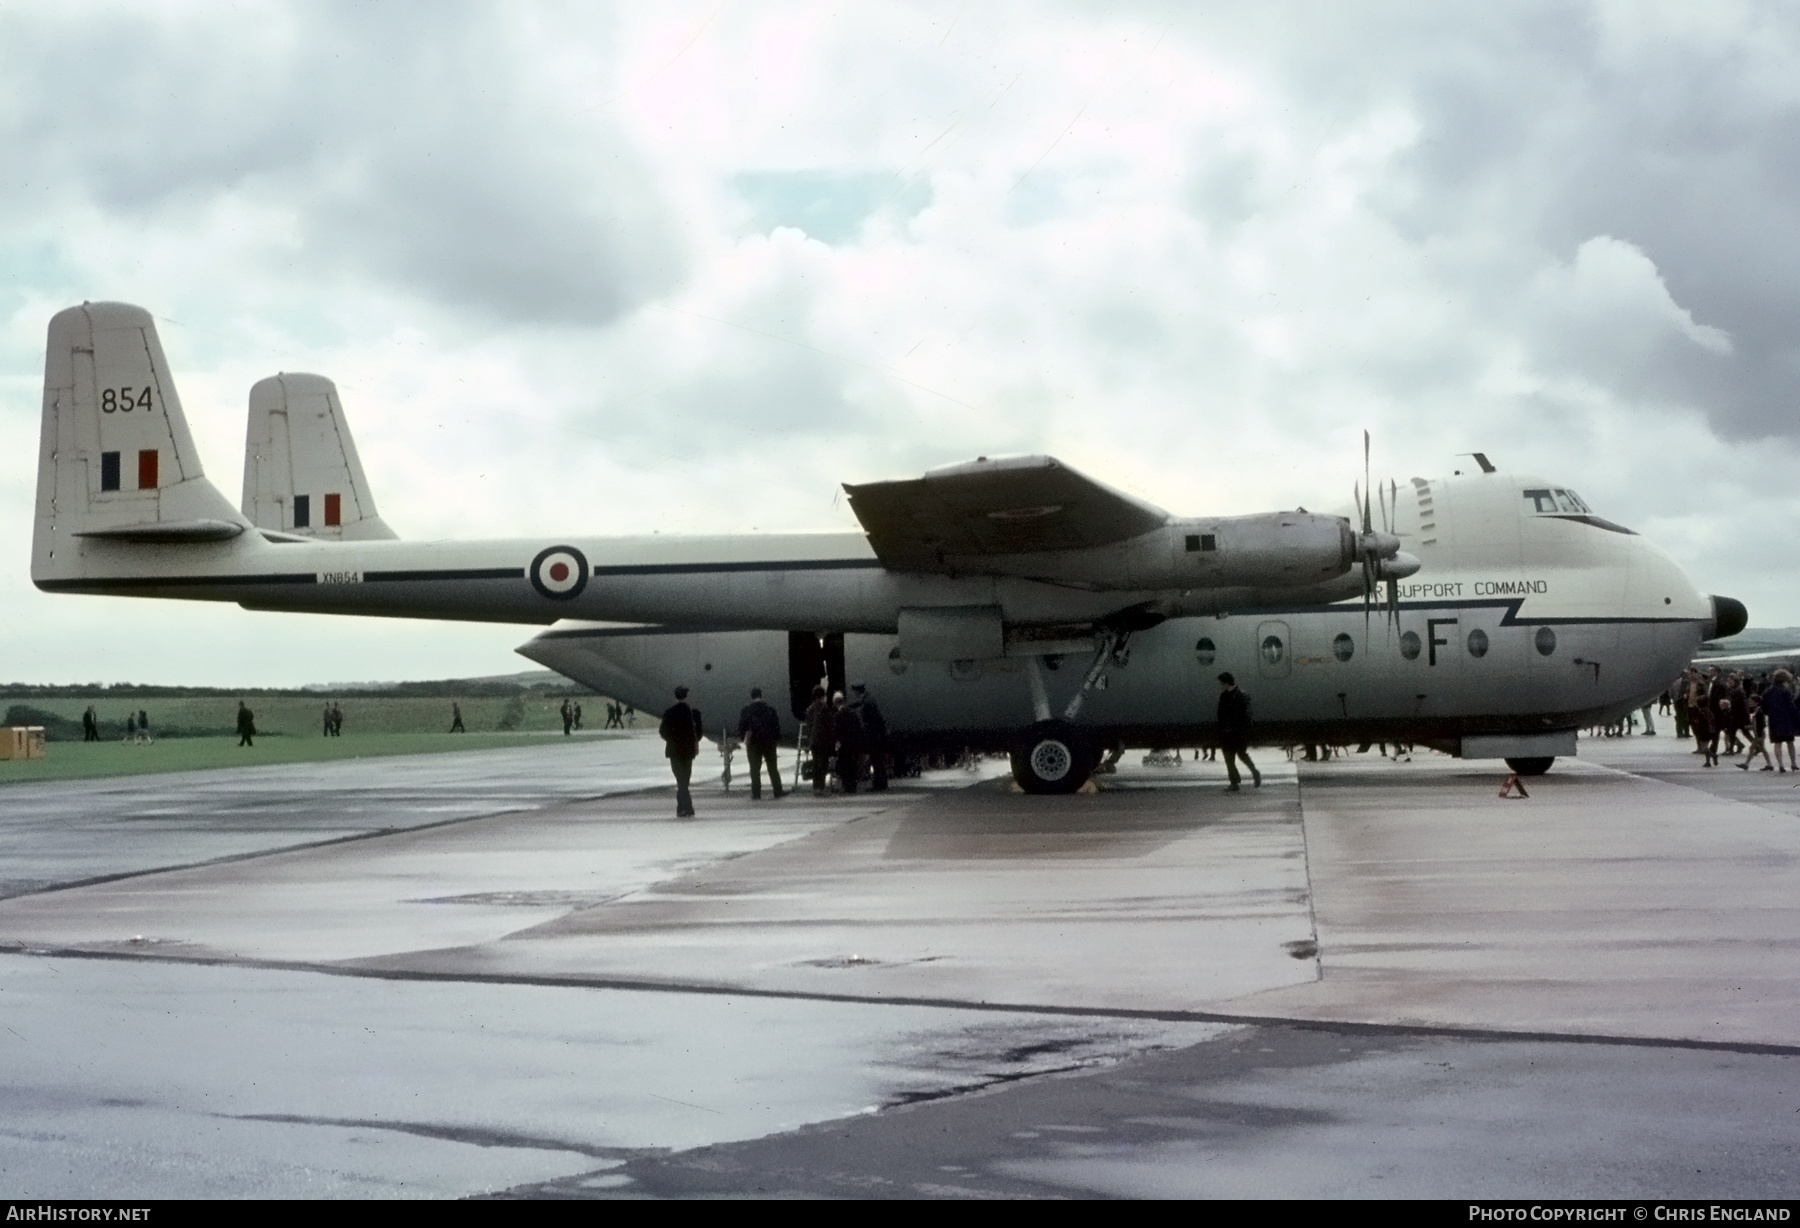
[1523,488,1593,515]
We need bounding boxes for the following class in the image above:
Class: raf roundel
[529,545,590,601]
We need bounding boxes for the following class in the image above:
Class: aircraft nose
[1708,595,1748,641]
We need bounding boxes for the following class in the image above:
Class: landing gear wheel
[1505,756,1554,776]
[1011,721,1094,794]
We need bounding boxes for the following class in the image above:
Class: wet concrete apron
[3,742,1797,1197]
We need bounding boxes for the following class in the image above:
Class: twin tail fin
[32,303,251,588]
[243,374,397,541]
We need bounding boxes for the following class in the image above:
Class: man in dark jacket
[737,687,784,801]
[832,691,863,794]
[849,682,888,791]
[659,685,703,817]
[235,701,256,747]
[1216,672,1260,791]
[804,684,833,794]
[1764,670,1799,772]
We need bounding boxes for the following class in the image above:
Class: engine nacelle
[964,512,1356,593]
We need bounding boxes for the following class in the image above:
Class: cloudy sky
[4,1,1797,686]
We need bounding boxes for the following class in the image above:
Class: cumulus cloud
[0,1,680,328]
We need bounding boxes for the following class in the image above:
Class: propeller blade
[1361,552,1371,630]
[1362,431,1373,534]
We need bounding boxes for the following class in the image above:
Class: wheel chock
[1498,773,1530,799]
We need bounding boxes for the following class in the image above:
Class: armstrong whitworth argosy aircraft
[33,302,1745,791]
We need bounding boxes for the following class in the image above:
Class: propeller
[1351,433,1412,638]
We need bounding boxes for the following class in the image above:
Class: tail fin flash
[33,303,248,586]
[243,374,398,541]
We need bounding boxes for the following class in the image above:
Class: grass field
[0,728,641,785]
[1,692,642,742]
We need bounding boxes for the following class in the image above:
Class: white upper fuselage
[38,469,1708,634]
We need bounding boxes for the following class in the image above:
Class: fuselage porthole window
[1535,626,1557,657]
[1195,637,1216,666]
[1399,630,1422,661]
[1332,633,1354,663]
[1467,628,1489,658]
[1261,635,1284,668]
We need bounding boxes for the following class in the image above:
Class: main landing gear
[1009,628,1133,794]
[1012,720,1094,794]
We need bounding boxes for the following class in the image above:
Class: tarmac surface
[2,731,1798,1198]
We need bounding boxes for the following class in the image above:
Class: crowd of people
[1667,665,1800,771]
[656,681,890,818]
[800,682,888,797]
[80,705,153,744]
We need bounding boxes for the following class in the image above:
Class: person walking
[804,684,833,794]
[1739,691,1773,771]
[832,691,863,794]
[1707,669,1731,752]
[449,702,466,733]
[1694,699,1720,767]
[1686,672,1709,756]
[322,703,333,737]
[1725,675,1750,754]
[573,702,583,731]
[331,702,344,736]
[124,711,136,744]
[849,682,888,791]
[1216,672,1261,792]
[1763,670,1799,773]
[659,685,703,818]
[82,705,98,742]
[737,687,784,801]
[137,709,151,744]
[1674,671,1694,740]
[236,701,256,747]
[560,698,574,736]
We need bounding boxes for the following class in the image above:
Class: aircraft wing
[843,455,1169,572]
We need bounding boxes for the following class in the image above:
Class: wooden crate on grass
[0,727,46,760]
